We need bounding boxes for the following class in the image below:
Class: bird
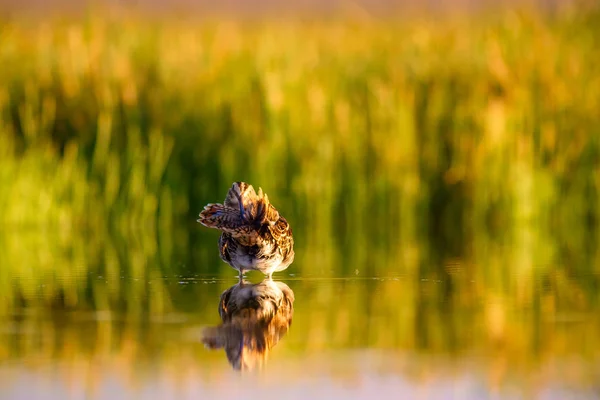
[197,182,295,279]
[201,279,295,371]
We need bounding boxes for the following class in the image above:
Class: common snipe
[197,182,295,279]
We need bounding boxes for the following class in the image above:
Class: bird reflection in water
[202,279,294,371]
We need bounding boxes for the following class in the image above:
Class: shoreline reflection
[202,279,294,371]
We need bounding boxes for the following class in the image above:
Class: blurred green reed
[0,4,600,306]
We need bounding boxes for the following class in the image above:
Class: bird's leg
[238,270,243,281]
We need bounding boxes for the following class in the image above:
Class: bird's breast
[229,240,281,270]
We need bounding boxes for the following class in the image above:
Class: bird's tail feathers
[224,182,279,225]
[197,204,243,232]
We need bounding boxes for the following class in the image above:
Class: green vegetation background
[0,3,599,343]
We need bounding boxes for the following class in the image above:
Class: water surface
[0,230,599,399]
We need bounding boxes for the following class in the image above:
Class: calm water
[0,228,599,400]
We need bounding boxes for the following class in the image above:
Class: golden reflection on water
[0,274,598,398]
[0,227,599,398]
[202,279,294,371]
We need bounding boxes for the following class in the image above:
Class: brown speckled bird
[201,279,294,371]
[197,182,295,279]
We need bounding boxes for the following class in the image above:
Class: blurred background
[0,0,599,398]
